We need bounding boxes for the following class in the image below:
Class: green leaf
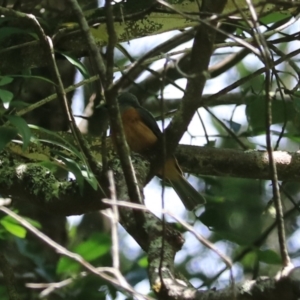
[0,127,18,151]
[6,115,31,151]
[54,150,98,192]
[257,249,281,265]
[39,160,62,173]
[28,125,82,159]
[246,95,295,133]
[56,257,80,275]
[241,251,257,269]
[81,169,98,191]
[59,52,90,79]
[9,100,30,109]
[57,233,111,275]
[138,256,148,268]
[223,119,241,133]
[73,233,111,261]
[0,76,13,86]
[22,217,42,229]
[0,89,14,109]
[28,125,98,191]
[236,62,265,93]
[56,153,85,192]
[244,76,265,94]
[260,12,290,25]
[0,219,27,238]
[291,92,300,112]
[10,74,54,85]
[0,27,38,41]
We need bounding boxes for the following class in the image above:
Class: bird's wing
[137,107,162,138]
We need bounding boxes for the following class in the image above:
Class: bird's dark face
[117,93,140,111]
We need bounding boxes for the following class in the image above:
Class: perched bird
[111,92,206,211]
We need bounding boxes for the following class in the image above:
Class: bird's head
[117,93,140,110]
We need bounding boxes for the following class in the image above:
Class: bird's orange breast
[121,108,158,153]
[113,107,182,181]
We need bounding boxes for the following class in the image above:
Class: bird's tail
[168,176,206,211]
[158,157,206,211]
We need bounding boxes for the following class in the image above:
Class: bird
[111,92,206,211]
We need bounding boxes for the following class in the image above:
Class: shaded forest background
[1,0,300,299]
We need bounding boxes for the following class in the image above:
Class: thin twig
[105,0,117,86]
[209,47,300,100]
[158,58,168,287]
[66,0,107,88]
[102,198,234,286]
[196,110,210,145]
[204,107,249,150]
[245,0,290,268]
[105,171,120,270]
[157,0,261,57]
[160,0,226,163]
[165,211,234,281]
[104,0,144,212]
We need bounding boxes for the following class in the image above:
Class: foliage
[0,1,300,300]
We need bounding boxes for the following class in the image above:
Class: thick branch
[156,267,300,300]
[164,0,227,155]
[176,145,300,181]
[2,137,300,218]
[0,150,106,215]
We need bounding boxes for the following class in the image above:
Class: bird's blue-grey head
[117,93,140,110]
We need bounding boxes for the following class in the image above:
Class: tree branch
[164,0,227,154]
[2,134,300,218]
[176,145,300,181]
